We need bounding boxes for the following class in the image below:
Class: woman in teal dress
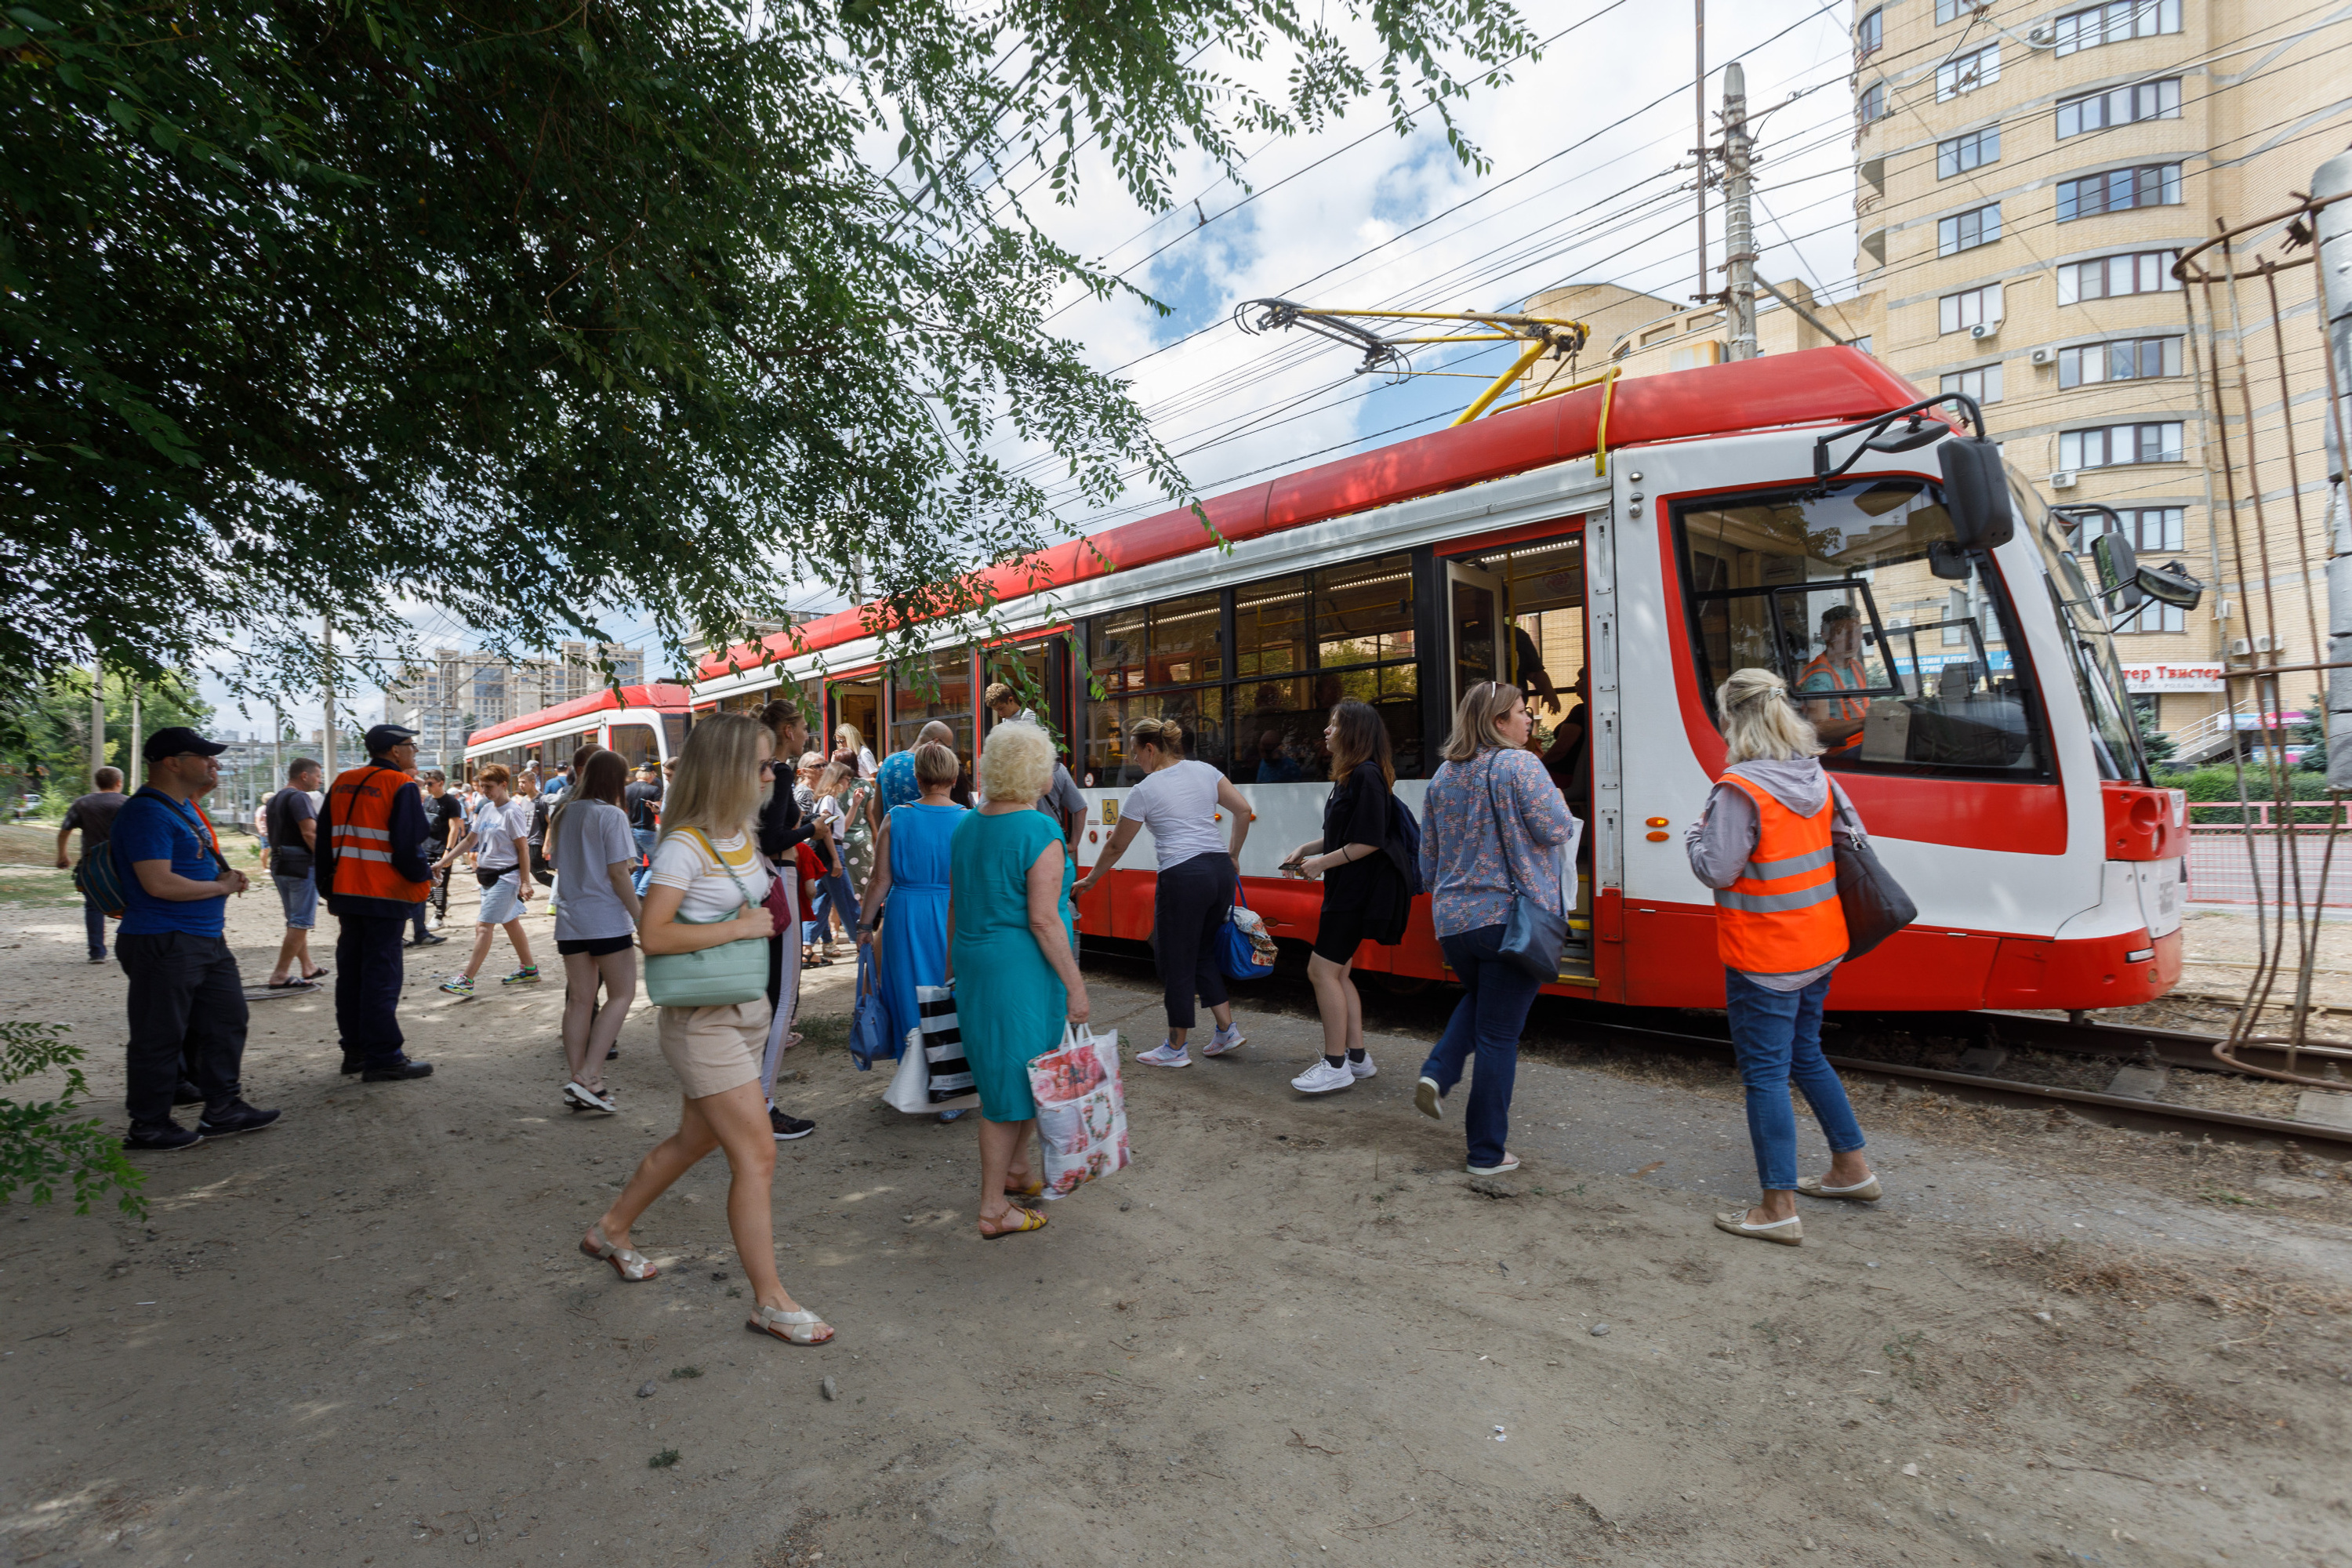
[855,741,965,1060]
[948,720,1088,1240]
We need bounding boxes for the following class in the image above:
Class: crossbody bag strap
[1479,751,1524,898]
[673,826,760,916]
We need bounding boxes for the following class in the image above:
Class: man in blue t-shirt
[113,727,283,1152]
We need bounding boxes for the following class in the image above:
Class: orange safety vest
[1711,772,1846,974]
[1797,651,1871,753]
[324,764,430,903]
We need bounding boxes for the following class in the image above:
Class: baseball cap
[365,724,419,754]
[142,727,227,761]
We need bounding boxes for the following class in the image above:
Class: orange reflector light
[1643,816,1668,828]
[1645,830,1671,842]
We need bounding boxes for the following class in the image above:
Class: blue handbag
[1219,884,1278,982]
[848,944,894,1072]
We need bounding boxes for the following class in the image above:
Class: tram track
[1076,938,2352,1153]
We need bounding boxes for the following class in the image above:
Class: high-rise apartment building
[386,642,644,766]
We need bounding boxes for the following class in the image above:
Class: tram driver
[1798,604,1872,755]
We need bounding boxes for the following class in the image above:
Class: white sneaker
[1201,1023,1247,1056]
[1290,1059,1356,1094]
[1348,1053,1377,1080]
[1134,1040,1192,1069]
[1414,1076,1443,1120]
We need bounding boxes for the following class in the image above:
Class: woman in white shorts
[579,713,835,1348]
[432,763,539,996]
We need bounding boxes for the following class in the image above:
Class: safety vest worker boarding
[324,764,432,905]
[1710,772,1846,975]
[1797,651,1871,752]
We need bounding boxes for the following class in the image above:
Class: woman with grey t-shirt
[549,750,643,1112]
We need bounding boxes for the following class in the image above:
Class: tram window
[1236,576,1308,680]
[1084,688,1225,785]
[607,722,659,770]
[889,651,971,757]
[1676,481,2049,778]
[661,713,687,763]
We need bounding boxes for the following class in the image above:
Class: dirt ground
[3,877,2350,1568]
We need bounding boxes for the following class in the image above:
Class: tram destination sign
[2120,662,2224,692]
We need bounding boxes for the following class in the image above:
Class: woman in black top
[754,699,822,1143]
[1281,700,1409,1094]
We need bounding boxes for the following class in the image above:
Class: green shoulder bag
[641,828,771,1009]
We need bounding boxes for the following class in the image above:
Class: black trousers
[118,932,247,1128]
[335,913,409,1065]
[1150,851,1236,1030]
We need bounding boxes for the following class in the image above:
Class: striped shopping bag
[916,985,975,1102]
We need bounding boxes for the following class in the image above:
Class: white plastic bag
[884,986,978,1114]
[1025,1023,1130,1198]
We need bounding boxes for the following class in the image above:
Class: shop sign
[2121,662,2223,692]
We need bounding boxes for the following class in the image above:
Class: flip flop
[978,1208,1048,1240]
[302,967,329,981]
[264,978,316,990]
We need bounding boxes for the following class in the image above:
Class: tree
[2133,697,2177,768]
[3,0,1534,690]
[0,668,212,804]
[0,1021,145,1218]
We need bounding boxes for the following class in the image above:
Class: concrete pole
[322,614,337,779]
[2318,147,2352,789]
[1692,0,1708,303]
[128,682,140,767]
[1722,60,1756,361]
[88,659,105,789]
[271,699,284,785]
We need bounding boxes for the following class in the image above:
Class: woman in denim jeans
[1410,682,1577,1176]
[1684,668,1879,1246]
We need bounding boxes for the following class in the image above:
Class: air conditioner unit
[2049,470,2078,489]
[2029,347,2055,366]
[2216,598,2234,621]
[1969,321,1998,341]
[2254,633,2275,653]
[2229,637,2253,657]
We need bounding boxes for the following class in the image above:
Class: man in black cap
[317,725,435,1082]
[112,727,282,1151]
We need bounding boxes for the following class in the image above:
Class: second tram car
[463,684,692,779]
[691,347,2187,1014]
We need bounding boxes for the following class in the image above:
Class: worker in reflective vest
[1685,668,1878,1249]
[1796,603,1872,753]
[318,725,436,1083]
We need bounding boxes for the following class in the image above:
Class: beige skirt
[657,996,773,1099]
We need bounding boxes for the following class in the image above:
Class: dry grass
[1989,1234,2352,1323]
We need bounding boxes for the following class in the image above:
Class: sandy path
[2,886,2348,1567]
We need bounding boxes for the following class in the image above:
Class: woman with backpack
[1684,667,1878,1247]
[1281,700,1411,1094]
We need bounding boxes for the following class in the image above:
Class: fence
[2185,799,2352,829]
[2187,827,2352,906]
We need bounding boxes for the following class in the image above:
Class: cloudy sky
[201,0,1865,742]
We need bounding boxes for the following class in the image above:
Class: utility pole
[1692,0,1708,303]
[127,680,141,765]
[88,658,105,788]
[1721,60,1757,361]
[322,613,337,779]
[2318,146,2352,788]
[271,698,284,785]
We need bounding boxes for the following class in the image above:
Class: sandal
[579,1225,659,1280]
[746,1303,835,1346]
[978,1208,1048,1240]
[564,1080,616,1114]
[264,977,315,990]
[302,967,329,981]
[1796,1174,1882,1202]
[1004,1178,1045,1200]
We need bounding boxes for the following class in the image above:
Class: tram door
[1444,560,1505,710]
[828,677,882,761]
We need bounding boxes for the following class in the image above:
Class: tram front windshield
[1675,479,2050,779]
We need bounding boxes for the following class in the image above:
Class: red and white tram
[463,684,693,779]
[692,346,2187,1012]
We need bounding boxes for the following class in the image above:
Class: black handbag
[1482,754,1569,981]
[1828,782,1916,960]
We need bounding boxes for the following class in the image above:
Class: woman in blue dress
[947,720,1088,1239]
[856,742,965,1059]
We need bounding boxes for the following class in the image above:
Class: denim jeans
[812,871,860,943]
[631,827,659,896]
[1722,966,1867,1192]
[1419,924,1544,1170]
[82,891,107,960]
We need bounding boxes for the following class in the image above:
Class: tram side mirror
[2090,532,2144,611]
[2137,559,2205,610]
[1936,437,2014,550]
[1865,416,1945,454]
[1928,541,1971,581]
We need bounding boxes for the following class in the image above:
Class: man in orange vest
[318,725,436,1082]
[1796,604,1873,753]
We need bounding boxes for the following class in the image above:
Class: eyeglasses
[758,760,778,775]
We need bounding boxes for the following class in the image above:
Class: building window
[2058,336,2183,387]
[1934,0,1984,20]
[2056,250,2180,303]
[2056,163,2182,222]
[2111,512,2187,633]
[1857,82,1886,125]
[2060,422,2184,470]
[2053,0,2181,57]
[1942,364,2004,405]
[1857,6,1882,55]
[1936,42,1998,101]
[1938,284,2002,335]
[1937,204,2002,256]
[1850,335,1874,356]
[2056,77,2182,137]
[1936,126,2000,178]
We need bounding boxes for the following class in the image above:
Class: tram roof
[696,345,1925,681]
[466,682,693,747]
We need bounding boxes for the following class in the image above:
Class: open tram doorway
[826,673,883,768]
[984,635,1073,762]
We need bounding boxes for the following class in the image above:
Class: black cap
[365,724,419,756]
[142,727,227,762]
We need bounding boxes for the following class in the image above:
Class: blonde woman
[1410,683,1577,1176]
[1686,667,1877,1247]
[581,713,833,1347]
[947,720,1085,1237]
[833,722,877,780]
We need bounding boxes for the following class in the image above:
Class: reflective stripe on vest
[1711,771,1846,974]
[325,765,430,904]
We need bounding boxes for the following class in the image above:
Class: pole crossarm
[1232,299,1594,425]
